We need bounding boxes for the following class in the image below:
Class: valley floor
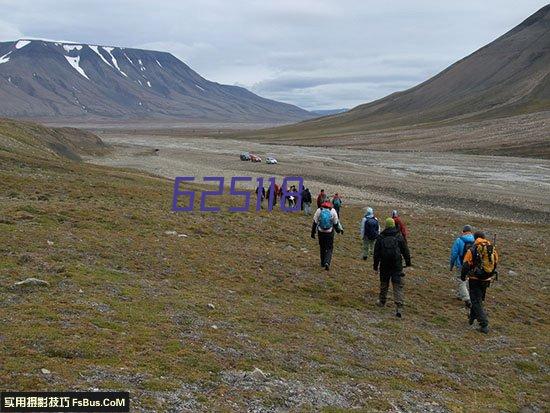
[90,132,550,223]
[1,132,549,412]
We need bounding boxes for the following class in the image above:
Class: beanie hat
[321,201,332,209]
[462,225,472,233]
[365,207,374,217]
[385,217,395,229]
[392,210,398,218]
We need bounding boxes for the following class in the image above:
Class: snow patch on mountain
[156,60,163,68]
[196,84,205,91]
[124,53,133,65]
[103,47,128,77]
[63,44,82,52]
[90,45,113,68]
[64,55,89,79]
[0,52,12,65]
[15,40,31,49]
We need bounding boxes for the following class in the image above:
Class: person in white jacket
[360,207,380,260]
[311,201,343,271]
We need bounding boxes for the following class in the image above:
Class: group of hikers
[309,197,499,334]
[253,182,499,334]
[255,183,342,216]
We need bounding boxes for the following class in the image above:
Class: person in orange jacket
[391,210,409,243]
[461,231,499,334]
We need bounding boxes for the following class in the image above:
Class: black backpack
[380,235,401,263]
[364,217,379,240]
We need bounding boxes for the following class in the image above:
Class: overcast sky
[0,0,547,110]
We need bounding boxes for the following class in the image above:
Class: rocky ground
[89,132,550,224]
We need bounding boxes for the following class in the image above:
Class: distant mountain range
[249,4,550,138]
[310,108,348,116]
[0,40,314,123]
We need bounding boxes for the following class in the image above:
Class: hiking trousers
[455,268,470,301]
[303,202,312,215]
[318,230,335,266]
[380,273,404,308]
[469,279,489,327]
[362,239,375,259]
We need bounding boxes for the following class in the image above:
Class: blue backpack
[364,217,379,240]
[319,208,332,230]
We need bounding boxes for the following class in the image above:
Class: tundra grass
[0,148,548,412]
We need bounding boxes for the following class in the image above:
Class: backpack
[461,239,474,261]
[333,198,342,208]
[319,208,332,230]
[471,239,497,277]
[380,235,401,263]
[364,217,379,240]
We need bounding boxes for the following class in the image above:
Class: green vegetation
[0,122,549,411]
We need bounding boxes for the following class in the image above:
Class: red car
[250,154,262,162]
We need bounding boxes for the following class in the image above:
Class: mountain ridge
[0,39,313,123]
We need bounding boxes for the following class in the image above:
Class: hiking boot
[468,316,475,325]
[362,256,368,261]
[396,309,402,318]
[465,300,472,309]
[480,325,489,334]
[376,300,385,307]
[324,264,330,271]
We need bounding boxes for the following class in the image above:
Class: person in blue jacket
[449,225,475,308]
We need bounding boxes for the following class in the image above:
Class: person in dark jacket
[373,217,412,317]
[302,187,313,215]
[255,185,265,208]
[461,231,499,334]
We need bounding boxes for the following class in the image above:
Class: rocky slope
[0,40,313,123]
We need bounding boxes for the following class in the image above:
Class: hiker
[302,187,313,215]
[461,231,499,334]
[332,193,343,218]
[270,182,280,206]
[391,210,409,243]
[449,225,475,308]
[360,207,379,260]
[373,217,411,317]
[287,185,297,208]
[311,201,343,271]
[255,185,265,208]
[316,189,328,208]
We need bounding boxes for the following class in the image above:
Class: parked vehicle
[250,154,262,162]
[266,157,278,164]
[240,152,251,161]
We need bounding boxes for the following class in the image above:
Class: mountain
[310,108,348,116]
[246,5,550,139]
[0,39,313,123]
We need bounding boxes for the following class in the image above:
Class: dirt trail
[88,133,550,223]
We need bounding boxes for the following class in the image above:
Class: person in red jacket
[391,210,409,243]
